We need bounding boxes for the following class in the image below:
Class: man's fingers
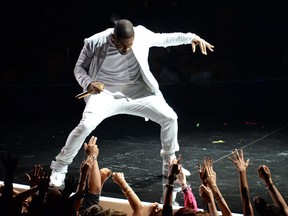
[97,83,104,90]
[93,82,104,93]
[193,38,214,55]
[192,43,196,53]
[201,42,207,55]
[208,44,215,52]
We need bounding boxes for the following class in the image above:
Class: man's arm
[136,25,214,54]
[74,43,95,89]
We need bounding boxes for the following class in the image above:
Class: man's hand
[87,81,105,94]
[192,36,214,55]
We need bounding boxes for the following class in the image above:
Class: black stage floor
[1,80,288,215]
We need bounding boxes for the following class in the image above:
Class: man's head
[111,19,134,55]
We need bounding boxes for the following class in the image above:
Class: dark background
[1,0,288,84]
[1,0,288,215]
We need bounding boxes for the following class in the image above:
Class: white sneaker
[49,170,66,187]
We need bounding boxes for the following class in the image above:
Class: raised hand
[112,172,126,186]
[198,157,215,186]
[199,184,214,203]
[168,157,181,179]
[198,163,207,185]
[229,149,250,172]
[25,165,43,188]
[257,165,272,184]
[84,136,99,157]
[176,167,187,187]
[229,149,254,216]
[112,172,143,215]
[37,171,50,197]
[205,159,217,188]
[100,168,112,186]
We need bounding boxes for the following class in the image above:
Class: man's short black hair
[114,19,134,39]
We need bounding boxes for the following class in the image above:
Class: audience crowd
[1,136,288,216]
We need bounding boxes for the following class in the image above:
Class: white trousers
[50,92,179,173]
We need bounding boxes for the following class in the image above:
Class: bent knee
[166,111,178,122]
[159,111,178,125]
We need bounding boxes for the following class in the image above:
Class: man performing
[49,19,214,187]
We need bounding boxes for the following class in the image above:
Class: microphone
[75,91,91,99]
[75,89,129,101]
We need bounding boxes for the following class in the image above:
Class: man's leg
[122,95,190,177]
[49,118,96,187]
[50,93,124,187]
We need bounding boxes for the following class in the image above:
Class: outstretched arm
[74,156,93,212]
[84,136,101,194]
[176,167,197,211]
[229,149,254,216]
[199,184,219,216]
[258,165,288,216]
[200,157,232,216]
[112,172,143,216]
